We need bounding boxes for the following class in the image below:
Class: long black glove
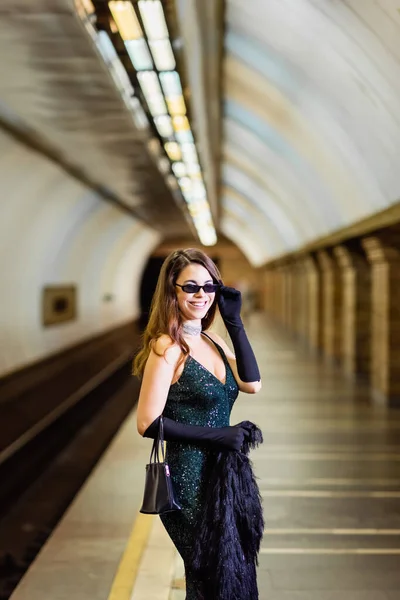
[144,416,251,452]
[218,285,261,383]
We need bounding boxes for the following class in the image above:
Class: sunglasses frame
[175,283,220,294]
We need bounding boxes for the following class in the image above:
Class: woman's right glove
[144,416,251,452]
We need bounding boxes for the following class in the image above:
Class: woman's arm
[206,330,262,394]
[215,284,262,394]
[136,335,180,435]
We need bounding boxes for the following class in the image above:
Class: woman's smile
[188,300,208,309]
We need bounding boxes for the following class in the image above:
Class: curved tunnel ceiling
[0,0,192,238]
[220,0,400,264]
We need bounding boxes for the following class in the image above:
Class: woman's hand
[215,424,251,451]
[217,284,242,326]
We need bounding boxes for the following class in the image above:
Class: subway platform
[10,315,400,600]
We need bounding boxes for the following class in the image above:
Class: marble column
[284,263,294,331]
[316,249,342,362]
[333,244,371,379]
[293,259,308,341]
[362,236,400,405]
[303,254,322,351]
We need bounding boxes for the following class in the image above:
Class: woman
[134,248,261,599]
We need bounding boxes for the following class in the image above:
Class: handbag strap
[149,416,166,464]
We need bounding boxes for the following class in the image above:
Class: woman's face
[175,262,216,322]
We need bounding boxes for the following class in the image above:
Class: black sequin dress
[160,333,239,599]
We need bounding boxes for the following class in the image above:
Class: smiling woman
[133,248,262,599]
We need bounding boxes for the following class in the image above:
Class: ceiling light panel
[158,156,170,174]
[129,97,149,129]
[137,72,167,116]
[96,30,118,64]
[198,228,217,246]
[137,71,162,95]
[146,95,168,117]
[186,162,201,175]
[192,181,206,197]
[159,71,183,96]
[147,137,161,157]
[149,40,176,71]
[164,142,182,161]
[166,174,178,190]
[154,115,174,138]
[108,1,143,40]
[179,177,192,192]
[181,143,198,163]
[172,162,186,178]
[138,0,169,40]
[166,97,187,116]
[175,129,193,143]
[125,39,153,71]
[172,115,190,132]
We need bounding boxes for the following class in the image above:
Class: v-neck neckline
[187,354,227,386]
[188,333,227,386]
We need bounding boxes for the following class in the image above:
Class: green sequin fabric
[160,333,239,599]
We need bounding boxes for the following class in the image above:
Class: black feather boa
[192,421,264,599]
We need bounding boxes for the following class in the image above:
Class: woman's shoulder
[152,334,181,363]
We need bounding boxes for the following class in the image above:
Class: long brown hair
[133,248,222,378]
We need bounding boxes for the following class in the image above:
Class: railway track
[0,353,139,599]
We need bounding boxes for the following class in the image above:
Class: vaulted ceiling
[219,0,400,265]
[0,0,192,237]
[2,1,400,267]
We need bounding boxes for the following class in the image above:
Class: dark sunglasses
[176,283,220,294]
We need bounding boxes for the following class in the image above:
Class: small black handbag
[139,416,182,515]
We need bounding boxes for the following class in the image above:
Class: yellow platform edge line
[107,513,154,600]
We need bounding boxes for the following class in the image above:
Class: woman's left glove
[218,283,260,383]
[217,285,243,327]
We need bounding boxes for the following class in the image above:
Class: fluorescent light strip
[172,162,186,178]
[166,97,186,117]
[181,143,198,163]
[96,30,118,64]
[172,115,190,132]
[104,7,217,246]
[147,138,161,157]
[108,1,143,41]
[199,229,217,246]
[166,174,178,190]
[125,39,153,71]
[154,115,174,138]
[137,71,167,116]
[128,97,148,129]
[158,156,170,174]
[137,71,162,95]
[164,142,182,161]
[149,40,176,71]
[146,95,168,117]
[138,0,169,40]
[186,163,201,175]
[175,130,193,143]
[178,177,192,192]
[159,71,182,96]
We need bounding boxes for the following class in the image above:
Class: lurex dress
[160,333,239,599]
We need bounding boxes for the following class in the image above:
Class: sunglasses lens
[203,284,218,293]
[182,284,199,293]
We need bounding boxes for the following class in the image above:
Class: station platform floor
[10,315,400,600]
